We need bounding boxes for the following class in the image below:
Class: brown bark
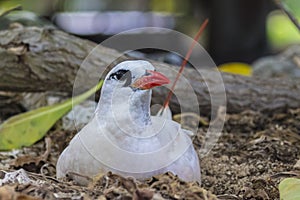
[153,69,300,114]
[0,26,300,114]
[0,26,127,93]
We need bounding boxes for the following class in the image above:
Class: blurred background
[0,0,300,68]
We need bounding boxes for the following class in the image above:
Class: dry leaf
[12,137,51,167]
[0,185,41,200]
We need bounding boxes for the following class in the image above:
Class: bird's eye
[110,69,128,80]
[109,69,132,86]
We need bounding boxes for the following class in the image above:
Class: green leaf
[279,178,300,200]
[267,11,300,49]
[0,4,22,17]
[0,81,103,150]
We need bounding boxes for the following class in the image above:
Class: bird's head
[104,60,170,91]
[97,60,170,127]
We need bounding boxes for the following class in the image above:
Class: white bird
[56,60,201,185]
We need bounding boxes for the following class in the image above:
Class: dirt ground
[0,108,299,199]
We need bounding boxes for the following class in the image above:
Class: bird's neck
[96,88,152,129]
[129,90,152,126]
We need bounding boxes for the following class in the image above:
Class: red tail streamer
[163,18,209,108]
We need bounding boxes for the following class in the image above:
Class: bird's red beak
[131,70,170,90]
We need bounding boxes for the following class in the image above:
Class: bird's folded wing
[77,116,194,174]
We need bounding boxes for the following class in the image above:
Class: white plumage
[56,60,201,185]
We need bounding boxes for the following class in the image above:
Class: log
[0,25,300,115]
[153,69,300,114]
[0,25,127,93]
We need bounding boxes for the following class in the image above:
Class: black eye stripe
[108,69,132,87]
[109,69,129,80]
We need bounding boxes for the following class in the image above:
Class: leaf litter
[0,109,299,199]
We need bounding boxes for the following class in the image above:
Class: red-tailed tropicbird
[56,60,200,185]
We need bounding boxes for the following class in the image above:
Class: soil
[0,109,299,200]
